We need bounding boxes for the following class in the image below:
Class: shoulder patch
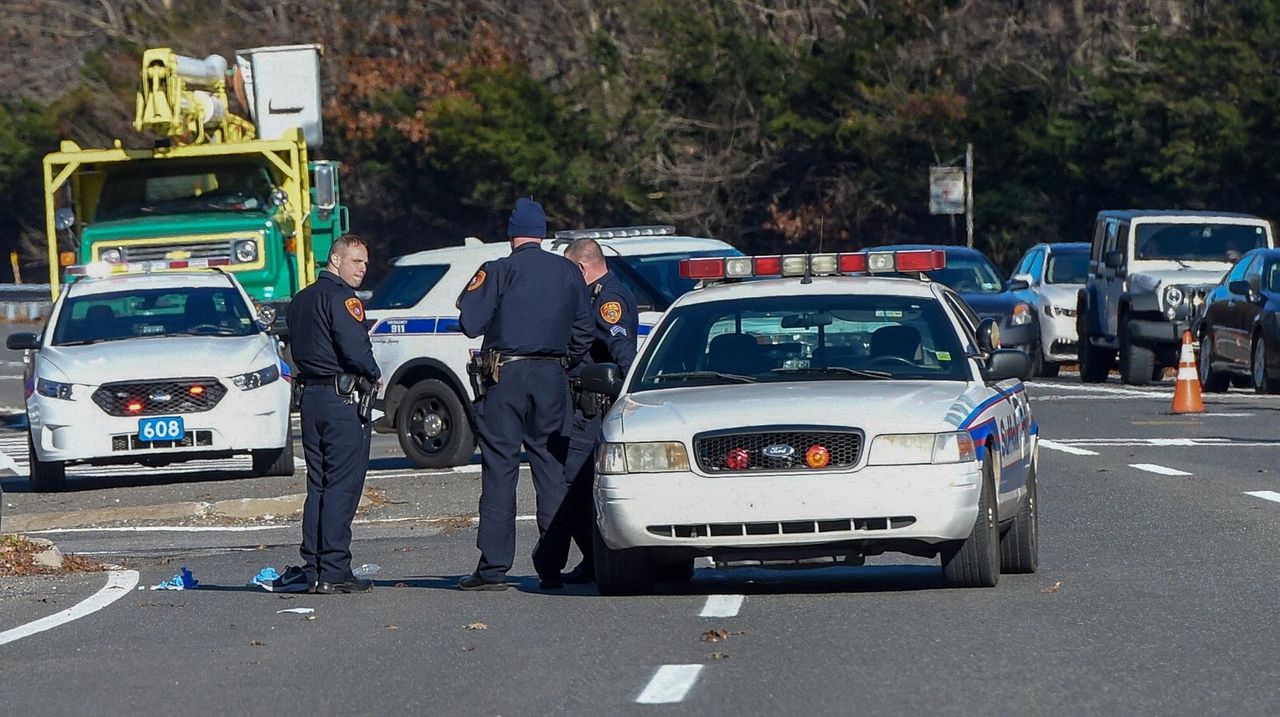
[600,301,623,324]
[345,297,364,321]
[466,269,487,292]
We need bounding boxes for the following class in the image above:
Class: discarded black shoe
[562,565,595,585]
[458,574,507,591]
[314,577,374,594]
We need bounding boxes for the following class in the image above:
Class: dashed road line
[0,569,140,646]
[1244,490,1280,504]
[1039,440,1099,456]
[636,665,704,704]
[699,594,744,618]
[1129,463,1192,476]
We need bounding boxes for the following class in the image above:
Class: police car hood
[38,335,276,385]
[610,380,967,441]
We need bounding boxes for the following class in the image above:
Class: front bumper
[594,461,982,552]
[28,380,290,465]
[1041,313,1080,362]
[1127,318,1191,346]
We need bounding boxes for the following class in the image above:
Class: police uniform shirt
[287,270,381,381]
[457,243,592,361]
[580,271,638,375]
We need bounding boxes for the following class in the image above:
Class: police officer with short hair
[285,235,381,594]
[541,238,638,584]
[456,198,593,591]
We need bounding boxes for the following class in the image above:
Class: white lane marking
[25,525,295,534]
[636,665,704,704]
[1054,438,1280,448]
[1149,438,1196,446]
[1244,490,1280,504]
[0,569,139,646]
[1039,440,1099,456]
[0,449,18,473]
[700,594,744,618]
[1130,463,1192,476]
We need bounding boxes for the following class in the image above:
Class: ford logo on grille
[150,392,171,402]
[762,444,795,459]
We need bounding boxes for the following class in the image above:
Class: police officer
[285,235,381,594]
[456,198,593,591]
[541,238,638,584]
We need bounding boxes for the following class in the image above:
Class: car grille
[646,516,916,538]
[120,239,237,262]
[694,428,863,473]
[92,379,227,417]
[112,430,214,451]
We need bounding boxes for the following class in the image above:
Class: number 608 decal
[138,416,185,441]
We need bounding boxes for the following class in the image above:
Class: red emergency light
[678,249,946,281]
[65,257,234,278]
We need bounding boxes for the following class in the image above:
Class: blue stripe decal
[959,383,1025,429]
[638,324,652,336]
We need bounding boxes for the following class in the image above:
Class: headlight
[1045,305,1076,318]
[1163,285,1185,307]
[868,431,976,465]
[100,248,122,264]
[1009,303,1033,326]
[36,377,73,400]
[231,364,280,390]
[234,240,259,263]
[596,441,690,474]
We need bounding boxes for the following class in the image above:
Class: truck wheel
[1078,337,1113,383]
[28,433,66,493]
[1198,331,1230,393]
[252,429,296,477]
[396,379,475,468]
[593,523,655,596]
[941,454,1000,588]
[1118,322,1155,385]
[1252,336,1280,393]
[999,462,1039,574]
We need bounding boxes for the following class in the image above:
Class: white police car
[7,264,293,491]
[366,226,740,467]
[581,249,1040,594]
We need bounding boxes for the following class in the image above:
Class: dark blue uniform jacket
[287,271,381,381]
[572,270,638,377]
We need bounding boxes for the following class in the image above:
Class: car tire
[1118,321,1155,385]
[1078,337,1113,383]
[396,379,475,468]
[251,429,296,477]
[1252,335,1280,394]
[941,454,1000,588]
[28,433,66,493]
[999,461,1039,574]
[1040,362,1060,378]
[653,556,695,584]
[1198,330,1230,393]
[593,523,654,596]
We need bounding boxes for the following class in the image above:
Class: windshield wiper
[771,367,893,380]
[653,370,757,384]
[55,338,106,346]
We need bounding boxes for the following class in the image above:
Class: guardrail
[0,284,51,322]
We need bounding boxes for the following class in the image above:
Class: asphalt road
[1,376,1278,715]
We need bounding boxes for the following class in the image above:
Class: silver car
[1011,242,1090,376]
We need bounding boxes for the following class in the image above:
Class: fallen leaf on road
[304,615,317,621]
[395,547,414,552]
[701,628,745,642]
[394,582,408,588]
[1040,581,1063,593]
[255,544,268,551]
[708,652,731,660]
[461,646,476,652]
[249,640,266,646]
[464,622,488,630]
[385,624,398,630]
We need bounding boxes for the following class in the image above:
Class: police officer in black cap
[284,235,381,594]
[541,237,639,584]
[456,198,593,591]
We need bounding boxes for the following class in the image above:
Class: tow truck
[41,44,349,327]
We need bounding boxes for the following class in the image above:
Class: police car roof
[65,270,237,297]
[672,274,940,308]
[1095,209,1268,222]
[390,235,736,266]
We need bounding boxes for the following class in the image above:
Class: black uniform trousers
[473,359,570,581]
[541,408,601,573]
[299,384,373,583]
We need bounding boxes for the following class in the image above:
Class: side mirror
[1008,275,1032,291]
[1228,280,1250,297]
[982,349,1031,382]
[313,162,337,220]
[976,318,1001,353]
[579,362,624,398]
[54,207,76,231]
[7,332,40,350]
[1104,251,1124,270]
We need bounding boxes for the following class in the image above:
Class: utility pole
[965,143,974,249]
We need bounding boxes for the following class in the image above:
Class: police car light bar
[65,257,233,278]
[678,249,946,281]
[552,225,677,241]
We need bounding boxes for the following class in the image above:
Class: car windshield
[615,249,742,305]
[367,264,449,310]
[630,293,970,391]
[1046,252,1089,284]
[51,286,258,345]
[923,254,1005,294]
[1134,223,1269,262]
[95,160,275,220]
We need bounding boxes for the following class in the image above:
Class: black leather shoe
[458,574,507,591]
[562,565,595,585]
[314,577,374,594]
[538,574,565,590]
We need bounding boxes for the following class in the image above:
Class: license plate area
[138,416,185,442]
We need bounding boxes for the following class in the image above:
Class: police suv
[7,262,293,491]
[579,249,1039,594]
[366,226,740,467]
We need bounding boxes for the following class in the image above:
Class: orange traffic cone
[1171,330,1204,414]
